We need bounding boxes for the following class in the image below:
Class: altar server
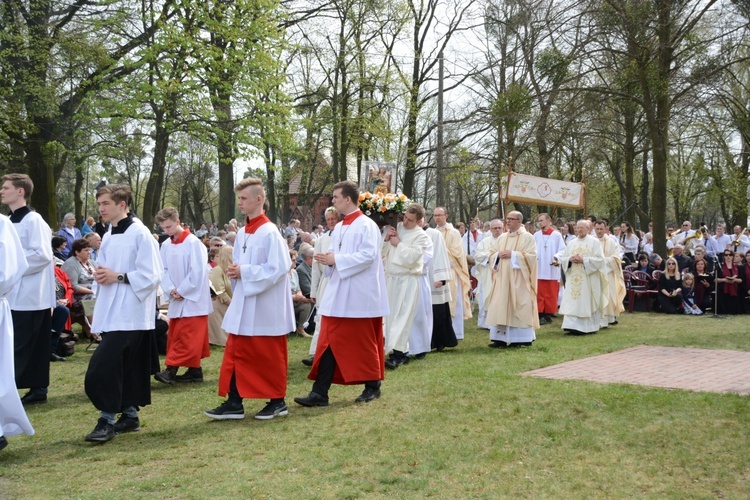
[153,207,212,384]
[204,178,294,421]
[0,213,34,451]
[1,174,55,406]
[84,184,164,443]
[425,227,457,351]
[295,180,389,407]
[534,213,565,325]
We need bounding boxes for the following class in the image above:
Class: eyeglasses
[724,253,733,257]
[667,263,676,266]
[505,217,521,221]
[490,226,503,230]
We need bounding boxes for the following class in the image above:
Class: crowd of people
[2,171,749,451]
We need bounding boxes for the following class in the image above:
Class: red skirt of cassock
[537,279,560,315]
[219,335,288,399]
[165,316,210,367]
[308,316,385,385]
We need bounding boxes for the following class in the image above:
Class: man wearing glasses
[485,212,539,347]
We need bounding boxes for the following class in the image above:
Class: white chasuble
[383,223,429,354]
[559,235,607,333]
[598,236,626,326]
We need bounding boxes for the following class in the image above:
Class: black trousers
[312,347,379,397]
[85,330,152,413]
[12,309,51,389]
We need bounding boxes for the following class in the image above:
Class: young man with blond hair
[153,207,212,385]
[205,178,294,421]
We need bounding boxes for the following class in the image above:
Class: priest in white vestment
[383,204,430,366]
[595,221,625,327]
[486,212,539,347]
[559,220,607,335]
[474,220,503,330]
[407,225,433,359]
[0,213,33,451]
[433,207,471,340]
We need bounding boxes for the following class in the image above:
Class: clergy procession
[3,171,750,451]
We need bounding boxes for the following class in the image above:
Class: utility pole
[436,51,445,207]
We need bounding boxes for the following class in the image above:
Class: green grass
[2,313,749,498]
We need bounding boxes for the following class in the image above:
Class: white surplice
[426,228,452,305]
[222,222,294,336]
[92,219,164,333]
[308,230,332,356]
[160,233,213,318]
[318,214,389,319]
[559,235,607,333]
[7,209,55,311]
[383,223,429,354]
[0,214,34,439]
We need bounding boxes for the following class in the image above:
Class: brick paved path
[524,345,750,395]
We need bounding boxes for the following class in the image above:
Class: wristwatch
[117,273,125,283]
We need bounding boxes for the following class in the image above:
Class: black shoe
[114,415,140,434]
[85,418,116,443]
[254,400,289,420]
[0,436,7,451]
[154,367,178,385]
[20,392,47,406]
[50,353,66,362]
[610,320,619,325]
[511,342,533,347]
[354,387,381,403]
[293,392,329,407]
[435,346,445,352]
[538,316,549,325]
[301,356,313,367]
[488,341,503,348]
[412,353,426,360]
[175,368,203,383]
[204,401,245,420]
[385,358,398,369]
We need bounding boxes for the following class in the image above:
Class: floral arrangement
[358,191,412,215]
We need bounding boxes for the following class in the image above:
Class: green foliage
[535,47,570,86]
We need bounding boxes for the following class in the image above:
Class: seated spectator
[626,253,653,274]
[650,253,665,271]
[692,258,714,312]
[657,257,683,314]
[57,212,82,259]
[672,244,692,273]
[60,238,99,342]
[681,273,703,315]
[52,264,75,361]
[208,246,233,347]
[289,250,313,338]
[716,250,742,314]
[81,216,96,236]
[209,236,225,251]
[52,235,67,263]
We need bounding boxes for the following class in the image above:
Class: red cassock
[165,316,210,367]
[219,335,288,399]
[308,316,385,385]
[537,280,560,315]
